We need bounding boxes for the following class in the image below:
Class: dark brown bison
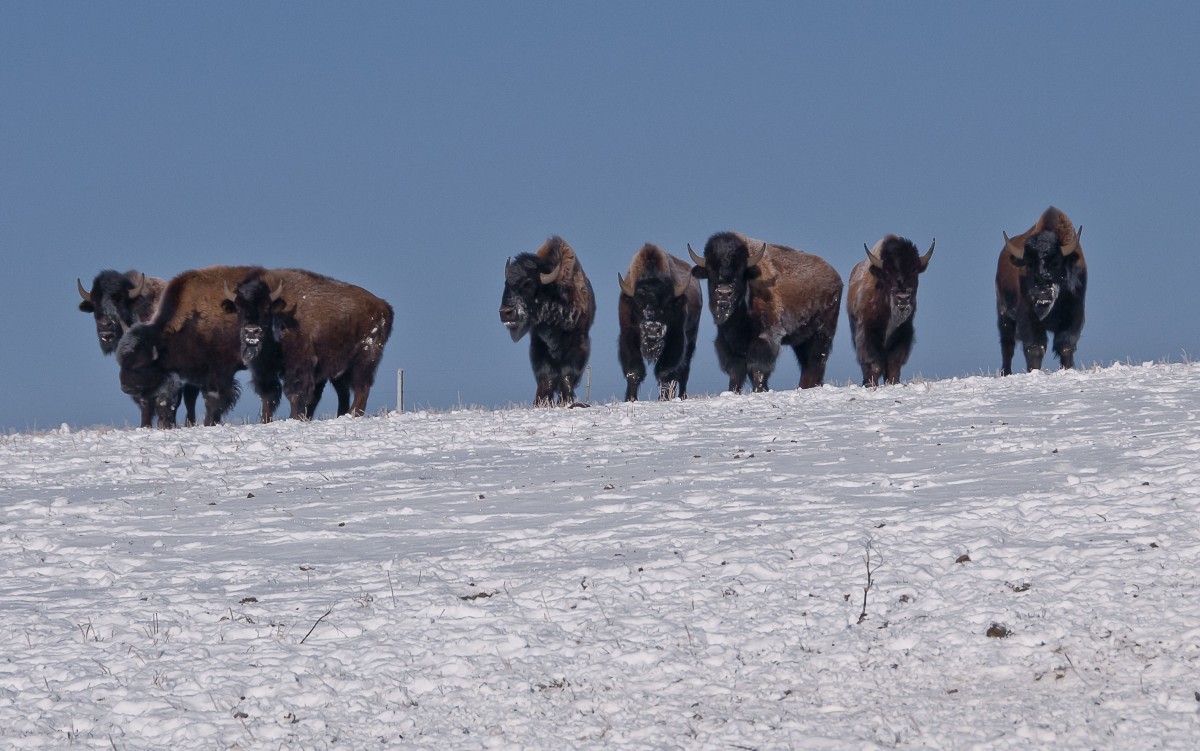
[618,244,702,401]
[77,270,200,427]
[499,236,595,406]
[995,206,1087,375]
[846,235,934,386]
[222,268,394,420]
[116,266,256,427]
[689,232,843,393]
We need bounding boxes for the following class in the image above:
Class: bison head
[222,272,285,364]
[864,235,934,325]
[499,253,566,342]
[619,249,691,361]
[689,232,766,325]
[77,270,151,355]
[115,322,172,409]
[1004,227,1082,320]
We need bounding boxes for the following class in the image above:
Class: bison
[77,269,199,427]
[995,206,1087,375]
[116,266,256,427]
[846,235,934,386]
[689,232,843,393]
[222,268,394,420]
[499,236,596,406]
[617,244,702,400]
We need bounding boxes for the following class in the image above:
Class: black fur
[847,236,932,386]
[499,237,596,406]
[617,246,701,401]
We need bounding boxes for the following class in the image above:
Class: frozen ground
[1,363,1198,749]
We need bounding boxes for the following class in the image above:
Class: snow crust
[1,363,1198,749]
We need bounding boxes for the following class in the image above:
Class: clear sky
[4,2,1198,431]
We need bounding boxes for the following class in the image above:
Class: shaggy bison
[222,268,394,420]
[617,244,702,400]
[116,266,255,427]
[846,235,934,386]
[689,232,842,393]
[77,270,200,427]
[995,206,1087,374]
[499,236,595,406]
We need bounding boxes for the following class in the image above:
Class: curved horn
[540,260,562,286]
[617,272,636,297]
[269,278,285,302]
[119,318,130,334]
[687,243,705,267]
[920,238,935,267]
[1060,225,1081,257]
[864,242,884,269]
[127,272,147,299]
[746,241,767,267]
[1003,230,1025,260]
[77,278,93,304]
[223,280,238,303]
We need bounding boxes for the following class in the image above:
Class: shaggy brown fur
[617,244,702,400]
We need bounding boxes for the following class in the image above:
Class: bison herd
[78,206,1086,427]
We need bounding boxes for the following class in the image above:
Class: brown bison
[995,206,1087,375]
[689,232,843,393]
[617,244,702,401]
[77,270,199,427]
[499,236,596,406]
[222,268,394,420]
[116,266,256,427]
[846,235,934,386]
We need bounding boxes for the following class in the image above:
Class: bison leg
[861,361,882,388]
[998,314,1017,376]
[133,397,154,429]
[182,384,200,427]
[1054,332,1080,370]
[747,337,780,393]
[795,337,831,390]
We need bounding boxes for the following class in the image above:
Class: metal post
[396,368,405,413]
[585,365,591,403]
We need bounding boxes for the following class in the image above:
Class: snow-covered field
[1,363,1198,749]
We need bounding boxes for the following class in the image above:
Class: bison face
[1011,230,1077,320]
[865,237,933,326]
[499,255,552,342]
[623,275,688,362]
[78,271,150,355]
[689,234,765,326]
[115,324,169,403]
[223,274,284,364]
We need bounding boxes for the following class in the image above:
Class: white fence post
[396,368,404,413]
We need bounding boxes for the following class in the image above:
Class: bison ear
[690,264,708,280]
[220,299,237,314]
[79,300,95,313]
[744,265,763,281]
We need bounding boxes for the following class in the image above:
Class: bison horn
[119,318,130,334]
[540,261,562,286]
[77,278,93,304]
[618,272,636,297]
[269,278,285,302]
[223,281,238,303]
[1060,225,1081,257]
[864,242,884,269]
[920,239,935,268]
[127,272,147,299]
[1003,231,1025,260]
[687,243,705,268]
[746,242,767,267]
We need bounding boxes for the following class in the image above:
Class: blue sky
[4,2,1198,430]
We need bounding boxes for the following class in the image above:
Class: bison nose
[498,305,516,323]
[241,325,263,344]
[641,321,667,340]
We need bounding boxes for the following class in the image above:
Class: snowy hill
[2,363,1198,749]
